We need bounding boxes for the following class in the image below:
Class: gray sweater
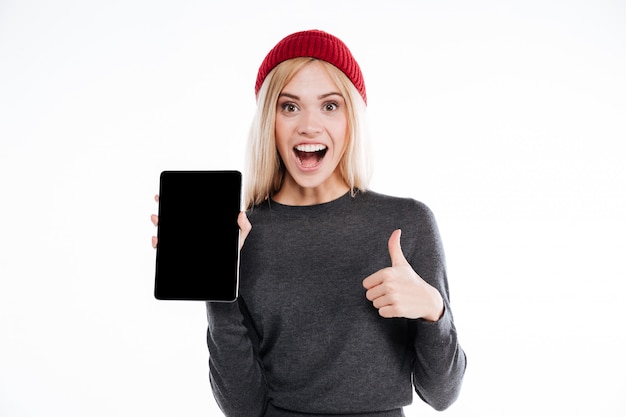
[206,190,466,417]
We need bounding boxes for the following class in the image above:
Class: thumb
[237,211,252,251]
[388,229,410,267]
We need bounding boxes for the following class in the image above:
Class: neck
[273,177,350,206]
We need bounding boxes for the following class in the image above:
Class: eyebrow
[278,92,344,100]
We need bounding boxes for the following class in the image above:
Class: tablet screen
[154,170,241,301]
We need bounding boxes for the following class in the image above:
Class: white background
[1,1,625,416]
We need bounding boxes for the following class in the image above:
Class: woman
[153,29,466,417]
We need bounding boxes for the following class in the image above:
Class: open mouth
[294,144,327,169]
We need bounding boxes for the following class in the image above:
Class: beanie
[255,29,367,104]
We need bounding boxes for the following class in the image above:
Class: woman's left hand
[363,230,444,322]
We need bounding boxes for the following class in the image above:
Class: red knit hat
[255,29,367,104]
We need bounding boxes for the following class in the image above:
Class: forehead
[282,61,340,94]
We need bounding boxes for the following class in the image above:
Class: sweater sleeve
[410,203,467,411]
[206,298,268,417]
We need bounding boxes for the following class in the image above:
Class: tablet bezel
[154,170,241,302]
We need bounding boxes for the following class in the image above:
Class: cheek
[330,112,348,138]
[274,114,295,137]
[274,124,292,161]
[331,121,349,151]
[274,120,287,146]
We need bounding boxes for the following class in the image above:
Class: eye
[323,102,339,111]
[280,102,299,113]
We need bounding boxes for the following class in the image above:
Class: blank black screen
[154,171,241,301]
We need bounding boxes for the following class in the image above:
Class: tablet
[154,170,241,302]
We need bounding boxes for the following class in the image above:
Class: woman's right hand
[237,211,252,250]
[150,194,159,248]
[150,194,252,250]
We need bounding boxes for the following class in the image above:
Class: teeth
[295,144,327,153]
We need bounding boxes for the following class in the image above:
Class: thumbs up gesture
[363,230,444,322]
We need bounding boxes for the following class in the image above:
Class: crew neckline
[265,190,357,217]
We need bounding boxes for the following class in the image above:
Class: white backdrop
[1,1,625,416]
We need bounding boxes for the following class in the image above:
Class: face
[274,61,349,204]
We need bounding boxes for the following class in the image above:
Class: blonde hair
[243,58,372,209]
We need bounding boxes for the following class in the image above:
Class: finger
[377,305,401,319]
[154,194,159,203]
[150,214,158,226]
[388,229,410,267]
[365,283,386,301]
[151,236,158,249]
[369,293,403,318]
[238,211,251,234]
[362,270,384,290]
[238,211,252,250]
[372,293,395,310]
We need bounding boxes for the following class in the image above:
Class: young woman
[153,29,466,417]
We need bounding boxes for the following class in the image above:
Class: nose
[297,110,323,136]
